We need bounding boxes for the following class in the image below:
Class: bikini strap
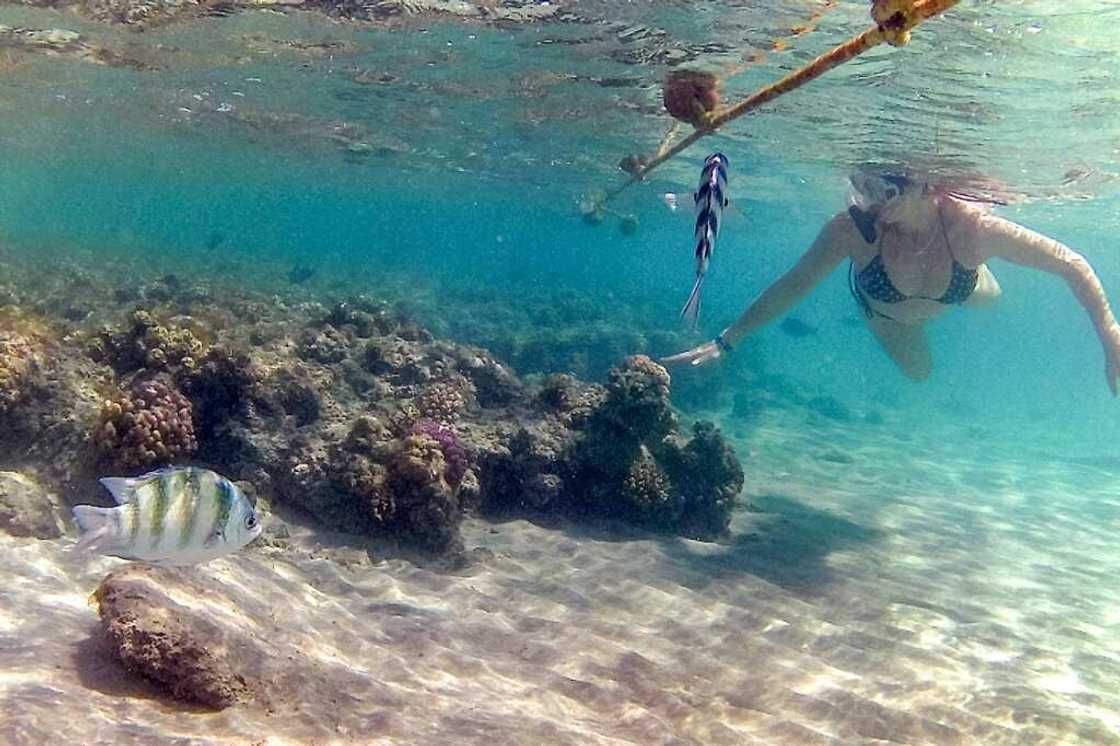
[936,201,960,266]
[848,260,874,319]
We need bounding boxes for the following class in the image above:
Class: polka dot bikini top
[854,205,978,306]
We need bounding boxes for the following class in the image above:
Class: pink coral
[409,420,468,487]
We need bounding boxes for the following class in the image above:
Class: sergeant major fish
[680,152,730,330]
[72,466,262,565]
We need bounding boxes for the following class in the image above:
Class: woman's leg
[867,315,933,381]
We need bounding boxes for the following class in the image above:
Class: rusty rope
[602,0,962,203]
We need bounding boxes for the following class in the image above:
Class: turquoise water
[2,1,1120,742]
[3,3,1118,436]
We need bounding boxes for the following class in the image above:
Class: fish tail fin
[71,505,116,554]
[679,273,705,331]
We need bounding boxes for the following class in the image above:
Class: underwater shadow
[658,493,883,595]
[72,632,207,710]
[265,500,487,575]
[490,493,882,594]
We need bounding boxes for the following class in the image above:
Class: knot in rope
[871,0,920,47]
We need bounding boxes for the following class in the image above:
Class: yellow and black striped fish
[72,466,262,565]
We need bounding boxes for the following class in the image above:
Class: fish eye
[884,186,899,200]
[245,513,258,531]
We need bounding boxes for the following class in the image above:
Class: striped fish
[680,152,730,330]
[72,466,262,566]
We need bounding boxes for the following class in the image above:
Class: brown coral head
[662,69,722,126]
[96,377,197,469]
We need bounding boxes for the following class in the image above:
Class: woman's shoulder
[937,196,992,264]
[818,210,868,257]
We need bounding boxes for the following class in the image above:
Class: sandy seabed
[1,409,1119,746]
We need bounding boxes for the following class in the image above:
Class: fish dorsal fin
[135,466,183,481]
[98,467,180,505]
[98,477,141,505]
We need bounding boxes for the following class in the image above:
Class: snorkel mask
[846,172,912,243]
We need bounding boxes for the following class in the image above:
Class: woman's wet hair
[853,167,1009,208]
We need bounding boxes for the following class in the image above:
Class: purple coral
[409,420,468,486]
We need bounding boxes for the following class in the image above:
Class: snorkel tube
[846,172,912,244]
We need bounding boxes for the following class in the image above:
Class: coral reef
[330,416,396,524]
[410,420,469,488]
[482,356,744,539]
[656,421,746,538]
[325,299,397,338]
[415,379,474,423]
[300,325,350,364]
[88,309,206,375]
[0,260,748,564]
[326,418,471,559]
[177,346,259,426]
[385,431,464,557]
[0,332,40,415]
[95,377,197,469]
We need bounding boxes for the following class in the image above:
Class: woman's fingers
[661,342,717,367]
[660,350,696,365]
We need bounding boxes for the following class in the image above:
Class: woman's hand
[1105,323,1120,396]
[661,340,724,367]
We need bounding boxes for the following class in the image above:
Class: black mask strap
[848,205,878,244]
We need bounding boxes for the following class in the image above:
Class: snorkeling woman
[662,170,1120,395]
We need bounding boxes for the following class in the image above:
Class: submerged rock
[94,566,255,709]
[92,564,378,712]
[0,471,64,539]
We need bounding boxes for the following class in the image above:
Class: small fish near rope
[679,152,730,331]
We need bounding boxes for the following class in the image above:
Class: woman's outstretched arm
[663,213,851,367]
[968,208,1120,395]
[719,213,853,347]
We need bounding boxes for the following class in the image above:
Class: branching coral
[95,377,197,468]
